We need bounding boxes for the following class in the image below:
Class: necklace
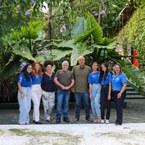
[46,72,52,77]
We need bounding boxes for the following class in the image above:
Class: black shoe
[86,117,91,122]
[115,121,122,125]
[33,121,42,124]
[56,118,61,123]
[63,117,70,123]
[75,116,79,121]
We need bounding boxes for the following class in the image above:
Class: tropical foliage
[117,5,145,72]
[0,0,145,102]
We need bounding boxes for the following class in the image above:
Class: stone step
[126,86,135,91]
[126,91,139,95]
[126,94,145,99]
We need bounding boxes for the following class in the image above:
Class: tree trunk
[48,5,52,40]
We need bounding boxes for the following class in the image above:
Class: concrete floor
[0,124,145,145]
[0,99,145,124]
[0,99,145,145]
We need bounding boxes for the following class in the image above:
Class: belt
[102,85,109,87]
[102,84,109,87]
[32,83,41,85]
[112,88,120,92]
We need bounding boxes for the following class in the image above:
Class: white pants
[31,84,42,122]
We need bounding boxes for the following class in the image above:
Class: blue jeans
[75,92,90,118]
[56,89,70,118]
[17,87,31,124]
[91,84,101,118]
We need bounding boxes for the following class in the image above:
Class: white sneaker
[93,119,98,123]
[46,116,51,122]
[101,119,105,124]
[105,119,110,124]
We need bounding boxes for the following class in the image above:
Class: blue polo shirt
[18,73,32,87]
[31,73,42,84]
[112,73,127,91]
[88,71,100,84]
[101,72,112,86]
[41,72,55,92]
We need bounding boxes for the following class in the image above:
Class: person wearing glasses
[17,64,32,125]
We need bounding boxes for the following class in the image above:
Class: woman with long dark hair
[100,63,112,124]
[31,62,43,124]
[17,64,32,125]
[88,62,101,123]
[111,63,127,125]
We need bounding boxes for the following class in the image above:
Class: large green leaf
[35,49,72,64]
[50,40,94,66]
[12,21,44,40]
[21,26,38,40]
[121,61,145,91]
[75,27,95,42]
[0,55,20,80]
[92,41,116,49]
[53,40,75,49]
[100,37,114,45]
[35,30,46,41]
[13,47,36,61]
[70,42,93,66]
[71,17,87,39]
[87,12,103,44]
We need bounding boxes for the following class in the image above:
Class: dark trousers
[100,86,111,120]
[112,91,126,124]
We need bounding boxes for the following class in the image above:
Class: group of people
[17,56,127,126]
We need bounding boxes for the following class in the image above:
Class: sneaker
[56,118,61,123]
[93,119,98,123]
[97,117,101,123]
[101,119,105,124]
[63,117,70,123]
[46,116,52,122]
[105,120,110,124]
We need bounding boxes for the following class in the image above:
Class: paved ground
[0,124,145,145]
[0,99,145,145]
[0,99,145,124]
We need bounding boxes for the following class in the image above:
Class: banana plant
[0,20,46,80]
[0,12,144,92]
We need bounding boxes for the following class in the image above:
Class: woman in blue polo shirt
[41,60,55,122]
[17,64,32,125]
[88,62,101,123]
[100,63,112,124]
[111,63,127,125]
[31,62,43,124]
